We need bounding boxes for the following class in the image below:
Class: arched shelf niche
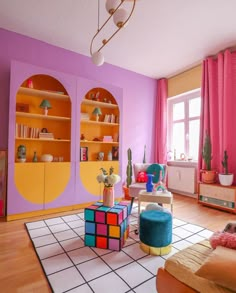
[80,87,120,196]
[14,74,72,204]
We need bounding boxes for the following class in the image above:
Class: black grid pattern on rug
[25,204,213,293]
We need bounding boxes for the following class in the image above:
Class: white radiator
[167,166,196,195]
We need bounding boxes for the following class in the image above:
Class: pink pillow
[136,171,148,183]
[210,231,236,250]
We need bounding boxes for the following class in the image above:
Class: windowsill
[167,160,198,167]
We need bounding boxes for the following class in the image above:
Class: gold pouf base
[140,242,172,256]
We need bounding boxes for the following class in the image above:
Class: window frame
[167,88,201,161]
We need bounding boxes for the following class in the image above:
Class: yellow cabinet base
[80,161,119,196]
[14,162,71,204]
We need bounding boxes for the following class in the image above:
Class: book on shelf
[103,136,113,142]
[110,114,115,123]
[81,112,90,120]
[103,114,117,123]
[39,132,54,140]
[104,114,110,122]
[15,123,40,138]
[80,147,88,161]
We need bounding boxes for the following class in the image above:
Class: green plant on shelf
[222,150,229,174]
[202,131,212,171]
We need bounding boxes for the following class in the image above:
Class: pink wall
[0,28,158,183]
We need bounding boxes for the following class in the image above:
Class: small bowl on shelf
[17,158,26,163]
[41,154,53,162]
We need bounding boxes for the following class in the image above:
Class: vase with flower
[96,166,121,207]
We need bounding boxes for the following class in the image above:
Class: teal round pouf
[139,210,172,247]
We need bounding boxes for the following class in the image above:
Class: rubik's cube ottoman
[84,201,130,251]
[139,210,172,256]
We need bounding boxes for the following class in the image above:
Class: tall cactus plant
[202,132,212,171]
[126,148,132,187]
[143,145,146,164]
[222,150,228,174]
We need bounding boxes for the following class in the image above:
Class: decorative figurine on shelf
[32,151,38,162]
[26,79,34,89]
[95,92,100,101]
[90,93,95,100]
[97,152,104,161]
[80,134,85,140]
[17,145,26,162]
[41,128,48,133]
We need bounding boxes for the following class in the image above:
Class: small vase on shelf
[32,151,38,162]
[107,151,112,161]
[103,186,114,207]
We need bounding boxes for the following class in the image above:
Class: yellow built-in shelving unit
[14,75,72,206]
[80,89,120,196]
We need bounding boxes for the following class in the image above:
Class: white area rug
[25,204,213,293]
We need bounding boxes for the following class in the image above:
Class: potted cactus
[218,150,234,186]
[123,148,133,200]
[200,132,217,183]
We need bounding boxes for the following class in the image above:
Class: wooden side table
[135,190,173,234]
[138,190,173,216]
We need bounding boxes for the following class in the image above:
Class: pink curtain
[154,78,167,163]
[199,49,236,182]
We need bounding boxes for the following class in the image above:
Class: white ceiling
[1,0,236,79]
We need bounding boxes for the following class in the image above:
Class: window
[167,89,201,161]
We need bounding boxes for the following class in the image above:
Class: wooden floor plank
[0,194,236,292]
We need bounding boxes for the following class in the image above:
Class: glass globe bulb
[91,51,104,66]
[105,0,120,14]
[113,8,129,28]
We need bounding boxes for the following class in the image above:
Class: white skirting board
[167,166,196,195]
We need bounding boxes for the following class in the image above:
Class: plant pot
[123,185,132,200]
[218,173,234,186]
[200,170,217,184]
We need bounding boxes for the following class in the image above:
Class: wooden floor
[1,194,236,293]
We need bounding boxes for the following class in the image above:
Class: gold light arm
[90,0,136,56]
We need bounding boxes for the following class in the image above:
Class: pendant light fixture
[90,0,137,66]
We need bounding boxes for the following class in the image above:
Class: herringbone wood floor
[0,194,236,292]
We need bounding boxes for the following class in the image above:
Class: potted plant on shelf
[200,132,217,183]
[218,150,234,186]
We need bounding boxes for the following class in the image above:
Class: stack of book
[103,136,113,142]
[81,112,90,120]
[39,132,54,140]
